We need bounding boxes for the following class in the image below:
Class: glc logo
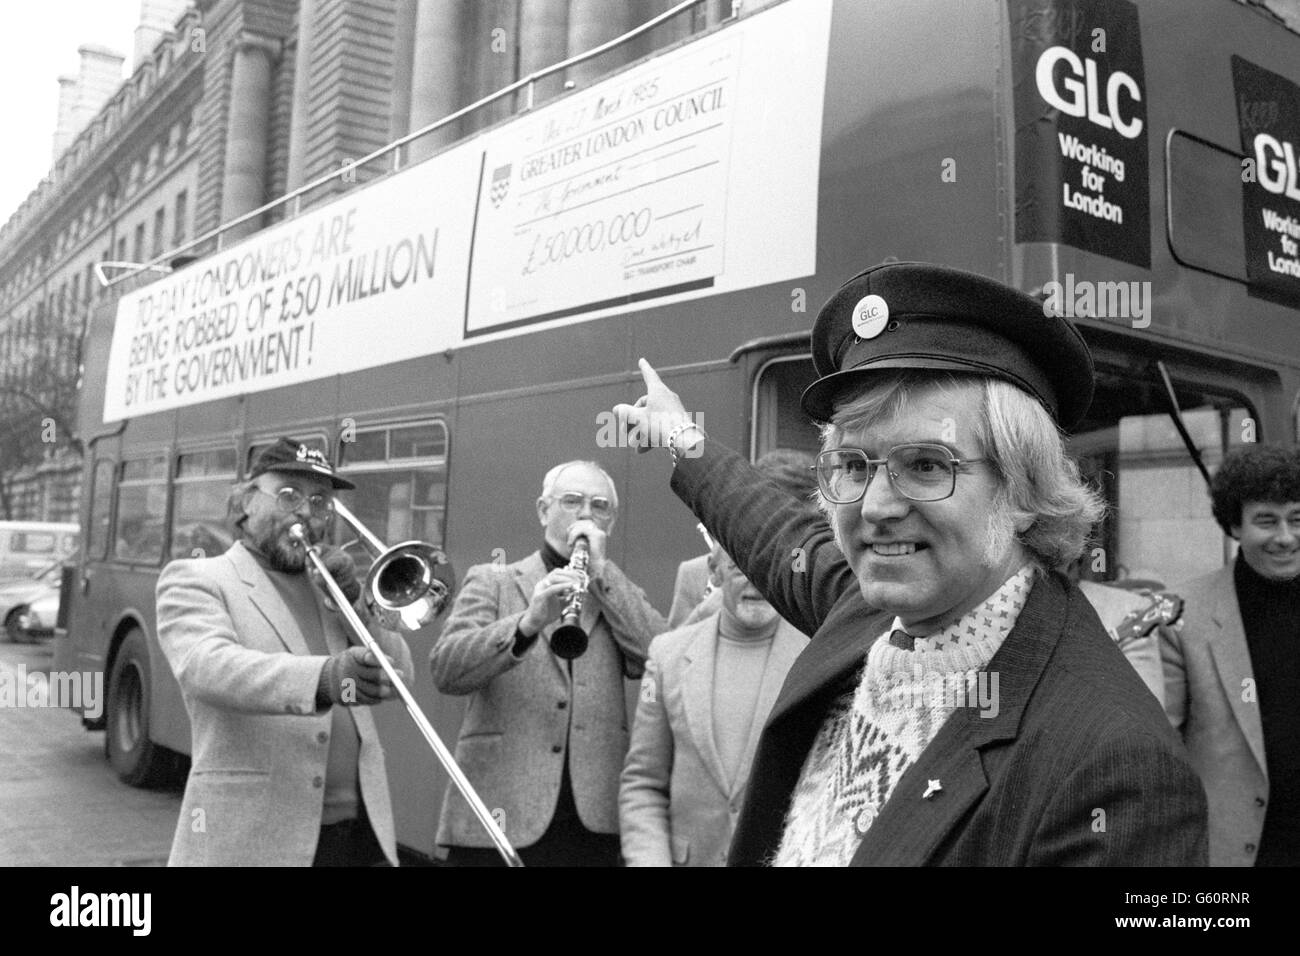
[851,295,889,339]
[1252,133,1300,199]
[1035,46,1142,139]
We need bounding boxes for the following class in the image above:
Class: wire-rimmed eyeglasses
[550,492,615,519]
[260,486,335,516]
[814,443,988,504]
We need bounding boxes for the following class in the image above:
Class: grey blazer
[430,551,664,849]
[620,615,804,866]
[1162,566,1268,866]
[155,542,413,866]
[666,554,712,629]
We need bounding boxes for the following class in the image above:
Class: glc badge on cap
[851,294,889,339]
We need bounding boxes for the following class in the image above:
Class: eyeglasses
[550,492,615,519]
[260,486,335,516]
[814,443,988,504]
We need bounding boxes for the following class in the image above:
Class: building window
[133,223,145,263]
[153,207,166,257]
[174,190,188,245]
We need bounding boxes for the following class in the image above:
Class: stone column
[409,0,470,162]
[566,0,632,89]
[220,35,277,241]
[517,0,568,109]
[389,0,419,143]
[286,0,317,191]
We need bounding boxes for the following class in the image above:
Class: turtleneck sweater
[1234,554,1300,866]
[713,610,779,789]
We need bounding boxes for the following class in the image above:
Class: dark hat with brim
[800,261,1094,428]
[249,437,355,490]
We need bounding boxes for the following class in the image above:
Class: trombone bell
[367,541,453,631]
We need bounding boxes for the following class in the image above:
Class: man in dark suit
[613,261,1207,865]
[430,460,666,866]
[1163,444,1300,865]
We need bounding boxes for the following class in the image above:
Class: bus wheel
[106,628,174,787]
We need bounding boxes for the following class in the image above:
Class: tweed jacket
[155,541,414,866]
[669,442,1208,866]
[430,551,664,849]
[620,614,804,866]
[1161,566,1268,866]
[667,554,713,629]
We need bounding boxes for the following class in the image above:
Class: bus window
[87,459,115,560]
[114,456,169,564]
[1069,371,1253,589]
[245,435,329,477]
[171,448,238,561]
[336,421,449,571]
[752,356,822,459]
[1166,131,1247,282]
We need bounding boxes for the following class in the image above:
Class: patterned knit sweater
[772,565,1035,866]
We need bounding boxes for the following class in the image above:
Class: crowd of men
[153,261,1299,867]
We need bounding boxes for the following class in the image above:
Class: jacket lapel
[228,542,310,655]
[1207,572,1268,778]
[733,621,806,798]
[849,573,1070,865]
[682,619,730,794]
[765,598,891,729]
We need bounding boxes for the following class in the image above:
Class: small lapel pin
[923,779,942,800]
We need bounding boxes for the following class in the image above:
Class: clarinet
[549,536,590,660]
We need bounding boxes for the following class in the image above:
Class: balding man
[431,460,667,866]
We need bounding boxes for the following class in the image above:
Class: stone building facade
[0,0,751,521]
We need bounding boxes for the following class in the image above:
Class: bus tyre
[106,628,174,788]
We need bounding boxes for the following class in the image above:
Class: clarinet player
[430,460,667,866]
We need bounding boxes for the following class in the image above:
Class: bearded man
[156,438,413,866]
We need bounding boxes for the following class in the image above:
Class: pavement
[0,638,181,866]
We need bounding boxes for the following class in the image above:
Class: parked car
[0,560,63,643]
[0,521,79,578]
[16,587,60,642]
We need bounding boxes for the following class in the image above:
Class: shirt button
[551,744,562,754]
[1255,797,1266,807]
[1245,843,1256,853]
[312,776,324,789]
[317,731,329,744]
[557,701,567,710]
[855,810,873,835]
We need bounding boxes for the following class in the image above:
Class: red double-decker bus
[56,0,1300,860]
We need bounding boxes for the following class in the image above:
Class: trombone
[289,500,523,867]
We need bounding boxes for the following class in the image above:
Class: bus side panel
[817,0,1006,283]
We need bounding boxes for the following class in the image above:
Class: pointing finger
[638,357,666,391]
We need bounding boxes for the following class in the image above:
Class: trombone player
[155,438,414,866]
[431,460,666,866]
